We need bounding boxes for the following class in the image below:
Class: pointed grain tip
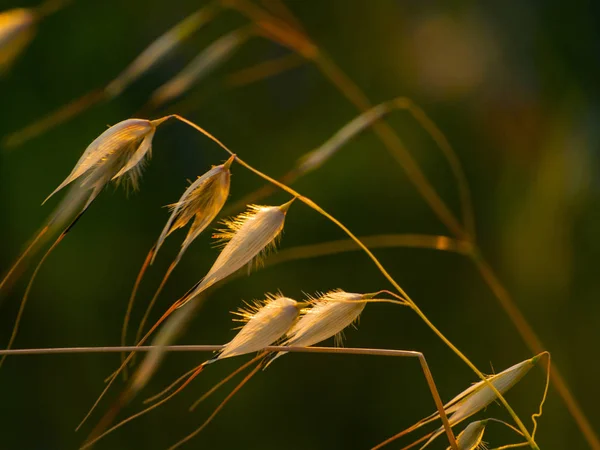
[530,353,544,365]
[223,154,235,169]
[150,116,171,127]
[279,197,296,213]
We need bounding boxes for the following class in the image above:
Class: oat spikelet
[447,420,488,450]
[44,118,165,203]
[263,290,368,367]
[422,355,540,449]
[153,155,233,263]
[284,290,366,347]
[213,294,300,361]
[446,356,539,425]
[176,199,294,308]
[0,8,36,73]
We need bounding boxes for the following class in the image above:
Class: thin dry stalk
[0,197,95,369]
[167,358,265,450]
[0,344,462,450]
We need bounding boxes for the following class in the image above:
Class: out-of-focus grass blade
[105,2,221,98]
[3,3,220,149]
[0,8,37,74]
[149,26,253,108]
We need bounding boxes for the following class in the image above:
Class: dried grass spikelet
[421,355,540,449]
[265,290,371,366]
[0,8,36,73]
[447,420,488,450]
[176,199,295,308]
[150,26,252,107]
[285,290,369,347]
[153,155,234,263]
[44,117,166,203]
[445,356,539,425]
[212,294,300,362]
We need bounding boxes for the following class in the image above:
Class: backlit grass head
[284,290,368,348]
[44,118,167,203]
[176,199,295,307]
[153,155,234,263]
[215,294,300,361]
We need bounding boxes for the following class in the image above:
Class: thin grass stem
[167,358,264,450]
[0,201,93,369]
[120,245,156,379]
[188,354,263,411]
[79,364,206,450]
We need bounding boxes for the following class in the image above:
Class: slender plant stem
[2,344,454,448]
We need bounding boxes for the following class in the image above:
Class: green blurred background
[1,1,599,449]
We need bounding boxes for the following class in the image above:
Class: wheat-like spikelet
[263,290,368,367]
[446,356,539,425]
[213,294,300,361]
[0,8,36,73]
[153,155,233,263]
[420,355,540,448]
[447,420,488,450]
[176,199,294,308]
[44,117,166,202]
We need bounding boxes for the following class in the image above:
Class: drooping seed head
[423,355,540,448]
[284,290,367,348]
[447,420,488,450]
[153,155,233,263]
[45,118,166,203]
[177,199,294,307]
[446,356,538,426]
[215,294,300,361]
[0,8,36,73]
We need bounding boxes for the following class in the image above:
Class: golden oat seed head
[153,156,233,262]
[217,295,299,360]
[423,356,538,448]
[176,199,294,307]
[447,357,536,425]
[448,420,488,450]
[283,290,366,348]
[44,118,160,203]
